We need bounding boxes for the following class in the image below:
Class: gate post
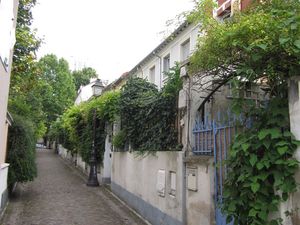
[287,77,300,224]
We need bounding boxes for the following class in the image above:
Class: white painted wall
[288,77,300,224]
[0,163,9,209]
[0,0,18,212]
[103,133,112,182]
[112,151,184,224]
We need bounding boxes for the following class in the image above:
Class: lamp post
[87,110,99,187]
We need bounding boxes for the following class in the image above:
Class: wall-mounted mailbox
[169,171,176,196]
[187,168,197,191]
[157,169,166,197]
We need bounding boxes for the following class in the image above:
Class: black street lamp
[87,110,99,187]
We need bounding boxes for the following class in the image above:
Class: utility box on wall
[187,168,197,191]
[157,169,166,197]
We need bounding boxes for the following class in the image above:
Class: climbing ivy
[7,114,37,190]
[187,0,300,223]
[118,65,182,153]
[223,98,299,225]
[52,90,120,164]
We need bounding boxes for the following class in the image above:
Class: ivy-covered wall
[50,65,182,164]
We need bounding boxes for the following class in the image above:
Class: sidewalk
[1,149,148,225]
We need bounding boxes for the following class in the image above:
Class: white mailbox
[187,168,198,191]
[156,169,166,197]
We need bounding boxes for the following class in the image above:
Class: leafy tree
[10,0,40,97]
[189,0,300,94]
[6,0,41,189]
[9,0,44,134]
[72,67,98,91]
[37,54,76,129]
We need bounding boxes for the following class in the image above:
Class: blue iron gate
[192,112,247,225]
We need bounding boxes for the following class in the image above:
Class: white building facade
[110,22,216,225]
[0,0,19,214]
[129,22,199,89]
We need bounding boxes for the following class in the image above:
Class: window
[181,39,190,61]
[149,66,155,84]
[163,54,170,74]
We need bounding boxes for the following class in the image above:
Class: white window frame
[149,66,156,84]
[181,39,190,62]
[163,54,170,74]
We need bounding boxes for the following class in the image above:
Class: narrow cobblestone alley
[1,149,148,225]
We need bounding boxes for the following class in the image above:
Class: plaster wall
[0,0,18,165]
[288,78,300,225]
[0,163,9,212]
[185,158,215,225]
[0,0,19,214]
[102,134,112,183]
[112,151,184,225]
[76,154,87,174]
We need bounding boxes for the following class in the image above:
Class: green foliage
[9,0,45,138]
[7,114,37,190]
[37,54,76,128]
[112,130,126,150]
[223,99,299,225]
[189,0,300,94]
[52,91,120,164]
[6,0,41,188]
[72,67,98,91]
[11,0,41,96]
[188,0,300,223]
[118,65,182,153]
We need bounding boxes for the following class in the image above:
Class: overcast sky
[32,0,195,83]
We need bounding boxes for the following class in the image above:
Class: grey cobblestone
[1,149,148,225]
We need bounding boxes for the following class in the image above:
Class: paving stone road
[1,149,148,225]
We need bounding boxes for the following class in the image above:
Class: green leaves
[277,146,288,155]
[119,65,182,153]
[251,182,260,193]
[250,154,258,167]
[72,67,98,91]
[294,40,300,49]
[57,90,120,163]
[7,114,37,189]
[258,129,281,140]
[222,98,299,225]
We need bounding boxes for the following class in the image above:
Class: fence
[192,112,251,225]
